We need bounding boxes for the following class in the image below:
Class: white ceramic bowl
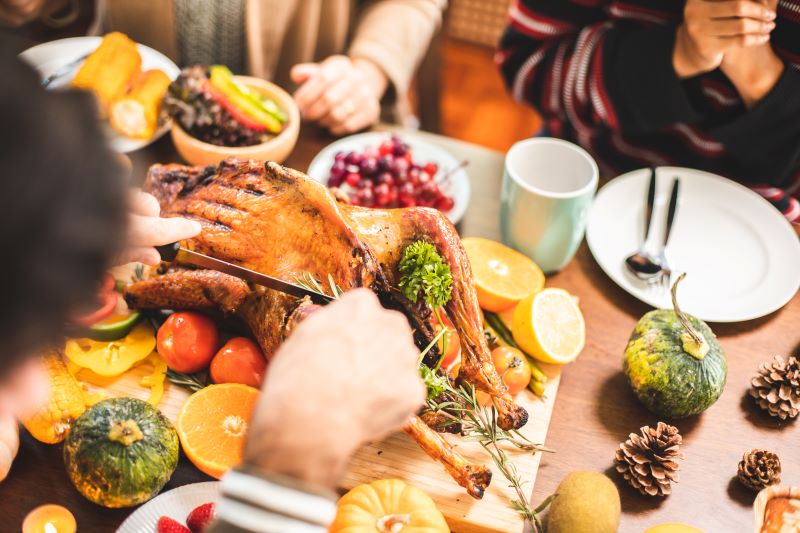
[307,132,471,224]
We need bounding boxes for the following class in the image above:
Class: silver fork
[654,178,681,293]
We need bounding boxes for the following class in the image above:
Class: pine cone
[750,355,800,420]
[614,422,683,497]
[738,449,781,491]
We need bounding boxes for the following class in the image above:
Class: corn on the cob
[71,32,141,114]
[22,354,87,444]
[110,69,171,138]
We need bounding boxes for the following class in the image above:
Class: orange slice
[177,383,259,478]
[462,238,545,312]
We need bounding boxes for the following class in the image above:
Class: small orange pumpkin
[330,479,449,533]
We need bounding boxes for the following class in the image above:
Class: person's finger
[128,189,161,217]
[718,32,771,48]
[328,106,377,136]
[127,214,203,247]
[290,63,319,85]
[705,17,774,36]
[115,246,161,266]
[293,57,350,112]
[302,77,353,122]
[701,0,776,20]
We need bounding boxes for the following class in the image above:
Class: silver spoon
[625,167,662,281]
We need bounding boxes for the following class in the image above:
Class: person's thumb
[290,63,319,84]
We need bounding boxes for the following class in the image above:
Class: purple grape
[334,152,346,163]
[376,172,394,186]
[360,157,378,175]
[392,157,409,176]
[345,151,362,166]
[378,155,393,172]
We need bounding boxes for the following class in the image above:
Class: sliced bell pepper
[64,322,156,377]
[208,66,283,133]
[139,353,168,407]
[206,82,268,132]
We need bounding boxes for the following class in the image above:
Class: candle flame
[45,523,57,533]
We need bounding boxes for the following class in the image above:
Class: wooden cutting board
[75,352,560,533]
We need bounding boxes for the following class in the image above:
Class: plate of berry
[307,132,471,224]
[117,482,218,533]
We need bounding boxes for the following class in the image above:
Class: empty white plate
[586,167,800,322]
[307,131,471,224]
[117,482,219,533]
[20,36,180,153]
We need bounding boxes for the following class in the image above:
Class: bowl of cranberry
[307,133,471,224]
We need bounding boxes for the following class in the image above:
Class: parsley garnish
[398,241,452,309]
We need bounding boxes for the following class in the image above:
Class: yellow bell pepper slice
[65,322,155,376]
[139,353,167,407]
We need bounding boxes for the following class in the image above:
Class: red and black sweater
[497,0,800,224]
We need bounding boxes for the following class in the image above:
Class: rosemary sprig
[166,369,209,393]
[425,382,553,529]
[295,273,343,299]
[484,312,548,398]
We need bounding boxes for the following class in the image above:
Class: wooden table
[2,126,797,533]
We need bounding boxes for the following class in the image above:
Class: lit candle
[22,504,76,533]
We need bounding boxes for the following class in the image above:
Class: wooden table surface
[2,126,797,533]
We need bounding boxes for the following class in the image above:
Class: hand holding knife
[155,242,334,305]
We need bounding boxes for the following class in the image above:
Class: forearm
[722,45,785,108]
[348,0,446,98]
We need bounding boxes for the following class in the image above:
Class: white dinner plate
[307,131,471,224]
[586,167,800,322]
[19,36,180,153]
[116,482,219,533]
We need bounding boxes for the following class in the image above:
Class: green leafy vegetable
[398,241,452,309]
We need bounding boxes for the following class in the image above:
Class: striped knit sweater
[497,0,800,225]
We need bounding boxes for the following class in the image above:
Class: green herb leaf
[398,241,452,309]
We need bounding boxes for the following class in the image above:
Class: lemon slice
[462,237,544,312]
[512,288,585,364]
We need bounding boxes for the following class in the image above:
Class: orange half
[177,383,259,478]
[462,237,545,312]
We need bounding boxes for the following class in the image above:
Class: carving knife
[156,242,334,305]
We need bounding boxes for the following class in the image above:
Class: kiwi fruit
[547,471,621,533]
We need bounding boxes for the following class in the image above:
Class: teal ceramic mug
[501,138,599,273]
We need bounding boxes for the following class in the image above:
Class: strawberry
[156,516,191,533]
[186,502,216,533]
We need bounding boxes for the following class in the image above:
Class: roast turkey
[124,158,529,498]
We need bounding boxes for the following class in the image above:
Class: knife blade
[155,242,334,305]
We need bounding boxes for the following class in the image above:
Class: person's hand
[243,289,425,488]
[116,190,202,266]
[0,0,47,25]
[673,0,777,78]
[290,55,388,136]
[719,0,783,107]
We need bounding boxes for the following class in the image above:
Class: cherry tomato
[433,310,461,369]
[491,346,531,396]
[157,312,220,373]
[210,337,267,387]
[71,273,118,326]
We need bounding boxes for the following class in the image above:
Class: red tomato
[491,346,532,396]
[210,337,267,387]
[157,312,220,373]
[71,273,117,326]
[433,310,461,370]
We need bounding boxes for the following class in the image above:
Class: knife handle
[156,242,180,262]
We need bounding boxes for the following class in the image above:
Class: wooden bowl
[171,75,300,166]
[753,485,800,532]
